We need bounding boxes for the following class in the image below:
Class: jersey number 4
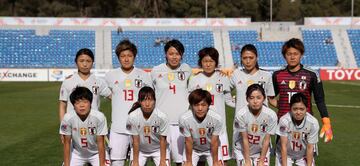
[123,90,134,101]
[169,84,176,94]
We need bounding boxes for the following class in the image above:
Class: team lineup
[59,38,333,166]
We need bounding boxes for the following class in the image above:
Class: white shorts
[109,131,130,160]
[219,130,231,161]
[167,124,184,163]
[130,149,171,166]
[183,149,223,166]
[69,151,110,166]
[275,154,315,166]
[234,149,270,166]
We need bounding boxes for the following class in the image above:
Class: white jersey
[59,72,111,114]
[179,110,223,152]
[60,109,108,158]
[276,112,319,160]
[188,71,234,125]
[126,108,169,153]
[233,106,277,156]
[151,63,192,124]
[230,68,275,112]
[105,68,152,133]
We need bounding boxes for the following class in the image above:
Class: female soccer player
[60,86,108,166]
[275,93,319,166]
[272,38,333,143]
[126,86,170,166]
[179,89,223,166]
[59,48,111,122]
[150,39,192,165]
[230,44,276,112]
[233,84,277,166]
[105,40,152,166]
[188,47,235,165]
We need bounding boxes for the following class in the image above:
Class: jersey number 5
[81,138,88,148]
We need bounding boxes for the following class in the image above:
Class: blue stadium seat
[347,29,360,66]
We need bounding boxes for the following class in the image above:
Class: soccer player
[272,38,333,143]
[105,40,152,166]
[60,86,108,166]
[233,84,277,166]
[59,48,111,122]
[188,47,235,165]
[230,44,276,112]
[275,93,319,166]
[150,39,192,165]
[126,86,170,166]
[179,89,223,166]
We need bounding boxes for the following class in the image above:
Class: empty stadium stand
[347,29,360,66]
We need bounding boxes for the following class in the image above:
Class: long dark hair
[246,84,266,100]
[128,86,156,114]
[240,44,259,70]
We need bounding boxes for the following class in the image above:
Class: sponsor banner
[48,69,77,81]
[304,17,360,26]
[320,69,360,81]
[0,69,48,81]
[0,17,251,27]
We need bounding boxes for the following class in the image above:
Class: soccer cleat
[320,117,333,143]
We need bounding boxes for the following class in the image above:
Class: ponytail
[128,101,141,114]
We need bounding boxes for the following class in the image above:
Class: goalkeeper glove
[320,117,333,143]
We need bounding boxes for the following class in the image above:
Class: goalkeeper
[272,38,333,143]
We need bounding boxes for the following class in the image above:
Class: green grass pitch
[0,81,359,165]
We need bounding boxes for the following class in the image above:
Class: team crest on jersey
[152,125,160,134]
[289,80,296,89]
[178,71,185,81]
[92,85,99,95]
[167,73,175,81]
[206,83,213,91]
[207,127,214,136]
[247,80,254,86]
[260,121,268,133]
[293,132,301,140]
[135,79,143,88]
[216,84,223,93]
[258,81,266,89]
[88,127,96,135]
[299,80,307,91]
[61,124,67,132]
[251,124,258,133]
[125,79,132,88]
[199,128,206,136]
[144,126,151,136]
[80,127,87,136]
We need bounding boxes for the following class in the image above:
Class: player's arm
[159,135,167,166]
[184,136,193,166]
[268,96,277,108]
[131,135,140,166]
[271,72,279,108]
[97,135,106,166]
[240,132,251,166]
[210,135,221,166]
[311,73,333,143]
[306,143,314,166]
[224,92,235,108]
[59,100,67,122]
[259,134,271,165]
[63,135,71,166]
[280,136,288,166]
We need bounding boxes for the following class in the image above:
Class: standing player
[59,48,111,122]
[105,40,152,166]
[230,44,276,112]
[272,38,333,143]
[150,39,192,165]
[179,89,223,166]
[275,93,319,166]
[233,84,277,166]
[126,86,170,166]
[60,87,108,166]
[188,47,235,165]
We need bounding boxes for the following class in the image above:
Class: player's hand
[218,68,234,77]
[192,68,203,75]
[60,135,65,144]
[159,160,167,166]
[184,161,192,166]
[244,159,252,166]
[320,117,333,143]
[257,159,265,166]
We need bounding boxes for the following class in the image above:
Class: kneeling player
[233,84,277,166]
[60,87,108,166]
[276,93,319,166]
[179,89,223,166]
[127,86,170,166]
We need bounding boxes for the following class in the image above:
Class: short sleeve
[234,113,247,133]
[266,73,275,97]
[96,113,108,136]
[160,115,169,136]
[59,116,71,135]
[59,82,68,101]
[126,116,139,136]
[98,78,112,98]
[308,121,320,144]
[212,119,223,136]
[179,117,191,137]
[276,118,289,137]
[267,114,278,135]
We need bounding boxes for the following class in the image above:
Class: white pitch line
[312,103,360,109]
[332,81,360,86]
